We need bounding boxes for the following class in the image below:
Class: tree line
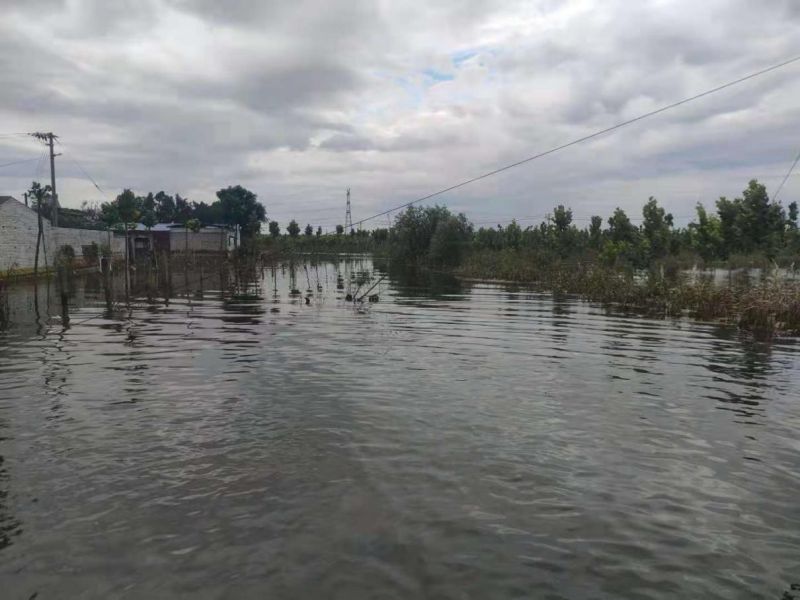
[32,176,798,268]
[73,185,266,240]
[271,179,799,269]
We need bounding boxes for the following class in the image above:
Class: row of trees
[96,185,266,240]
[270,179,798,268]
[267,220,323,238]
[49,177,795,269]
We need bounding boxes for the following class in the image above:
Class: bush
[392,205,472,266]
[82,242,99,265]
[58,244,75,261]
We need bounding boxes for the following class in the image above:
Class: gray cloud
[0,0,799,228]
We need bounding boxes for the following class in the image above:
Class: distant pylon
[345,188,353,233]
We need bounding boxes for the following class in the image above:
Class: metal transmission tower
[345,188,353,233]
[29,131,60,227]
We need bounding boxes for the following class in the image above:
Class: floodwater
[0,256,798,599]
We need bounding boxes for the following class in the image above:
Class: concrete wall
[52,227,123,257]
[0,197,42,272]
[1,197,233,273]
[0,197,124,272]
[168,228,234,252]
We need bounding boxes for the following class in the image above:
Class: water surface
[1,257,799,599]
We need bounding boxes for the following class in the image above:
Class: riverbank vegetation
[268,179,797,266]
[267,179,799,335]
[34,176,799,335]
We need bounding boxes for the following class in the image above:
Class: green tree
[141,210,157,230]
[192,201,222,226]
[287,219,300,237]
[141,192,156,219]
[175,194,192,223]
[336,224,344,235]
[788,201,798,229]
[641,197,672,259]
[589,216,603,249]
[316,226,322,237]
[551,205,573,233]
[268,220,280,237]
[504,220,523,249]
[392,205,470,264]
[216,185,266,241]
[719,180,786,258]
[689,203,722,261]
[100,201,120,229]
[429,213,473,266]
[155,191,176,222]
[371,228,389,243]
[607,208,637,244]
[304,223,313,236]
[112,189,139,285]
[116,188,139,225]
[715,196,741,258]
[183,217,201,254]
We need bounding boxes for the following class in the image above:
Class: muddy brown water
[0,257,798,599]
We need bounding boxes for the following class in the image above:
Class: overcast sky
[1,0,799,229]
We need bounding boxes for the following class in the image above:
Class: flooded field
[1,257,799,599]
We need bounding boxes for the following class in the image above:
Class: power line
[55,139,107,195]
[0,156,41,170]
[34,148,47,180]
[773,145,800,203]
[348,54,800,229]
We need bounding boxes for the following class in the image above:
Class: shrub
[82,242,99,265]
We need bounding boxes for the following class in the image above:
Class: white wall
[0,198,42,272]
[0,197,124,272]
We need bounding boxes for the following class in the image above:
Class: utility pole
[23,192,28,207]
[345,188,353,233]
[30,132,59,227]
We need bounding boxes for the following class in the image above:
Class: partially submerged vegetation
[16,176,799,336]
[265,178,799,336]
[459,251,800,336]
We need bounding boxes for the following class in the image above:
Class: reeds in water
[458,249,800,337]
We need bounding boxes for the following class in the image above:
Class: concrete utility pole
[30,132,59,227]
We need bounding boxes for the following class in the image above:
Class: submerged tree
[689,203,722,261]
[589,215,603,249]
[393,205,472,265]
[641,197,672,260]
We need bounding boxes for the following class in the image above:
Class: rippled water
[1,257,799,599]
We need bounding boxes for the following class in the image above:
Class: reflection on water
[0,256,799,599]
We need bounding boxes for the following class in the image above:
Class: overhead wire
[34,147,47,181]
[55,139,107,195]
[772,145,800,203]
[345,54,800,229]
[0,156,41,170]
